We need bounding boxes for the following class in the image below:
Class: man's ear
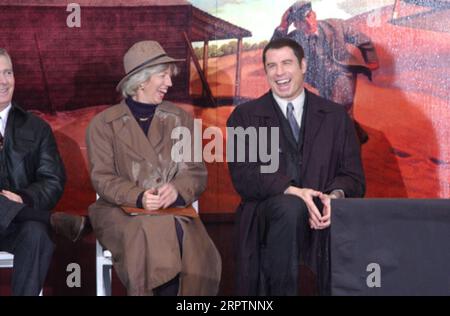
[301,58,307,75]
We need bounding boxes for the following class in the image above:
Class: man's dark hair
[262,38,305,67]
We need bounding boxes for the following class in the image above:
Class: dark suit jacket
[227,89,365,295]
[0,103,66,232]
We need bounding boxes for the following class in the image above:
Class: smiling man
[227,38,365,296]
[0,48,87,296]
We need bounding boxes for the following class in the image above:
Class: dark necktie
[287,102,300,143]
[0,131,4,150]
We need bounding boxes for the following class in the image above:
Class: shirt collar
[0,103,12,122]
[272,89,305,118]
[0,103,12,136]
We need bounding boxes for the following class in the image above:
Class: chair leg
[96,262,105,296]
[103,265,112,296]
[96,239,113,296]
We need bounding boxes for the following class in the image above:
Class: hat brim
[288,3,312,24]
[116,56,185,92]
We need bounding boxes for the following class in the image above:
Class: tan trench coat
[86,100,221,295]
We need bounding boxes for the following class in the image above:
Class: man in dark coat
[227,38,365,295]
[0,48,86,295]
[272,1,379,143]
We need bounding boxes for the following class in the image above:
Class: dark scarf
[125,97,157,135]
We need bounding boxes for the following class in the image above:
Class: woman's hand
[158,183,178,209]
[142,184,178,210]
[142,188,161,211]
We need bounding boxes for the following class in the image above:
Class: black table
[331,199,450,295]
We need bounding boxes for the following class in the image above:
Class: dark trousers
[153,218,184,296]
[257,194,309,296]
[0,221,54,296]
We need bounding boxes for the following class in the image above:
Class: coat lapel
[302,91,326,175]
[106,100,182,170]
[5,105,35,169]
[251,92,281,128]
[107,101,159,167]
[148,101,180,150]
[148,111,163,149]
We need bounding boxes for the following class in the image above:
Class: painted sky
[189,0,394,43]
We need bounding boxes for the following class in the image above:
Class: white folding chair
[0,251,14,268]
[95,200,199,296]
[0,251,43,296]
[96,239,112,296]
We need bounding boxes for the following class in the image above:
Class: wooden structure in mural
[0,0,251,111]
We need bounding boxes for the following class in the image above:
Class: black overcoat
[0,104,66,232]
[227,90,365,295]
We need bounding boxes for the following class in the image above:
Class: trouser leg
[258,194,309,296]
[13,206,51,225]
[0,221,54,296]
[153,218,183,296]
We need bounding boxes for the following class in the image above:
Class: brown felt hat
[116,40,184,91]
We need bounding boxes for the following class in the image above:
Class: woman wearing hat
[86,41,221,296]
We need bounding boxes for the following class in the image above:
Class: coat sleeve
[19,123,66,211]
[324,112,366,198]
[169,111,207,206]
[226,107,291,201]
[86,116,143,207]
[342,21,379,67]
[270,26,288,41]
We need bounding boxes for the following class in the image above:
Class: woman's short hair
[121,63,179,98]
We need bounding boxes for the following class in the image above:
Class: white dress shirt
[273,89,305,128]
[0,103,12,137]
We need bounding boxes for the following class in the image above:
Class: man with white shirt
[227,38,365,295]
[0,48,86,295]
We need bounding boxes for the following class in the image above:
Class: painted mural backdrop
[0,0,448,215]
[189,0,450,212]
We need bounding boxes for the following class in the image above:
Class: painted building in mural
[0,0,250,112]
